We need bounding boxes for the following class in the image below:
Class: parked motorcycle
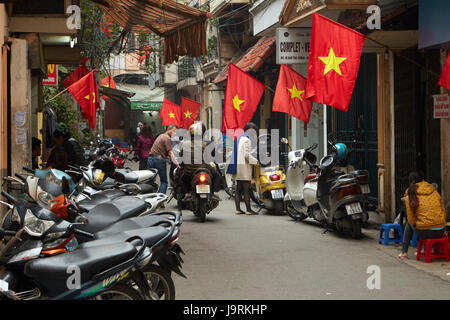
[0,192,154,300]
[0,185,183,300]
[282,138,368,239]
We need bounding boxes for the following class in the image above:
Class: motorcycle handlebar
[22,167,34,173]
[1,191,17,205]
[0,228,17,237]
[73,227,95,239]
[15,173,27,182]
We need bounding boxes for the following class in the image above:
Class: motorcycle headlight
[37,191,54,208]
[12,207,21,224]
[24,209,55,237]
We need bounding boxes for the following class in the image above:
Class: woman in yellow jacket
[398,171,447,260]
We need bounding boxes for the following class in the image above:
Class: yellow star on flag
[287,84,304,101]
[318,47,346,76]
[84,92,96,103]
[169,112,175,118]
[184,110,192,119]
[232,94,245,112]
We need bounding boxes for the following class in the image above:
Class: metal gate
[329,53,378,204]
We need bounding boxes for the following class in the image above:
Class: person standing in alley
[147,124,181,196]
[135,125,155,170]
[228,122,260,215]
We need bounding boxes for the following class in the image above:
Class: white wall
[290,63,325,161]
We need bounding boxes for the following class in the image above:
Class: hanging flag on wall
[221,63,265,136]
[273,64,313,123]
[181,97,201,129]
[438,51,450,91]
[67,69,100,129]
[159,98,182,127]
[62,58,90,88]
[305,13,365,112]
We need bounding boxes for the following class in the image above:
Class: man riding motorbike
[179,122,221,202]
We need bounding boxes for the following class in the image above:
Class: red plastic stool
[416,234,450,263]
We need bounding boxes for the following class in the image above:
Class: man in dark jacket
[51,130,87,168]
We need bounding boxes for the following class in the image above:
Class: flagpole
[323,104,327,157]
[45,87,69,103]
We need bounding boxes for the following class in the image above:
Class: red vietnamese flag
[438,52,450,91]
[101,76,117,100]
[222,63,265,136]
[67,69,100,129]
[273,65,313,123]
[305,13,365,112]
[61,58,90,88]
[181,97,201,129]
[159,98,182,127]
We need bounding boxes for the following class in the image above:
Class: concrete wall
[10,38,32,176]
[441,50,450,219]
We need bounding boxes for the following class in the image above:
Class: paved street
[166,193,450,300]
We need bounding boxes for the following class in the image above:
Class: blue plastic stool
[411,232,418,248]
[379,224,403,246]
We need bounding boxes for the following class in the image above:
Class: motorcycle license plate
[345,202,363,215]
[361,184,370,194]
[271,189,284,200]
[196,184,210,194]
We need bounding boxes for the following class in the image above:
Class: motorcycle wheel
[142,264,176,300]
[351,219,363,239]
[92,284,143,300]
[286,202,307,221]
[198,199,207,223]
[249,183,263,206]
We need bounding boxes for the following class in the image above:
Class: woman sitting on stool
[398,171,447,260]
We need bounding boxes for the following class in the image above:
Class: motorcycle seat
[24,242,137,292]
[115,169,139,183]
[78,189,126,211]
[77,196,149,236]
[79,226,170,250]
[349,170,369,177]
[94,215,170,238]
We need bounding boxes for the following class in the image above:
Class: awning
[99,86,135,108]
[93,0,208,64]
[213,36,276,84]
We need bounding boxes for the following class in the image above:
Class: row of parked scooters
[0,143,185,300]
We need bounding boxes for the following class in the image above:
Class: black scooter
[316,146,368,239]
[0,192,154,300]
[0,189,182,300]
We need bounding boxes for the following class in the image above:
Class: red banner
[42,64,58,86]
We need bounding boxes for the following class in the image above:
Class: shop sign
[42,64,58,86]
[276,28,311,64]
[433,94,450,119]
[131,101,162,111]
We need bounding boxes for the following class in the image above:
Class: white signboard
[276,27,311,64]
[433,94,450,119]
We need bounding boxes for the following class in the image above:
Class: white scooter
[281,138,321,221]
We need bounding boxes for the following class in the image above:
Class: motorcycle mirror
[61,177,71,195]
[280,137,288,144]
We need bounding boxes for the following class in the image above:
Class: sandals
[235,210,245,215]
[398,253,408,260]
[245,210,259,215]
